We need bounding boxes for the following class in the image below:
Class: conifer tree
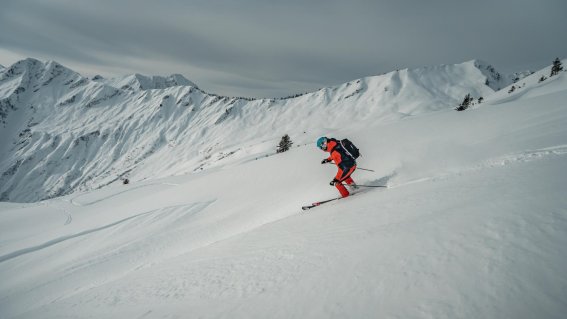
[456,93,472,111]
[551,58,563,77]
[276,134,293,153]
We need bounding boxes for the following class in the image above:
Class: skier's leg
[335,165,357,197]
[337,165,356,183]
[335,182,350,197]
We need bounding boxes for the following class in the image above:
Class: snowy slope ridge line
[0,58,507,202]
[483,145,567,166]
[486,59,566,106]
[389,144,567,188]
[0,201,214,263]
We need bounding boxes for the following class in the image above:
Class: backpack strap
[339,140,356,161]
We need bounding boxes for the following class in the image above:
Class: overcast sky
[1,0,566,97]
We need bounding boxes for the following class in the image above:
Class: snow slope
[0,58,507,202]
[0,62,566,318]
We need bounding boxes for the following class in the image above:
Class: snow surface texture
[1,59,566,318]
[0,58,505,202]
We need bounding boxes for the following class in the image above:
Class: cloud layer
[1,0,566,97]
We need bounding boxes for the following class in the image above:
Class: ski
[301,184,387,211]
[302,197,342,210]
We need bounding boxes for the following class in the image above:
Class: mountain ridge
[0,58,513,202]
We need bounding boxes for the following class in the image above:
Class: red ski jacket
[324,139,357,181]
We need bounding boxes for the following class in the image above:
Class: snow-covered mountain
[94,73,198,91]
[509,70,535,83]
[0,58,512,202]
[0,58,566,319]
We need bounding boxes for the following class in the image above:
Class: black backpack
[339,138,360,159]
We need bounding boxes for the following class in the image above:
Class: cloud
[1,0,566,97]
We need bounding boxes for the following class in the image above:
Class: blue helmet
[316,137,327,150]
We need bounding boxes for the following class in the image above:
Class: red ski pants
[335,165,356,197]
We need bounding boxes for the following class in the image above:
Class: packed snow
[0,59,566,318]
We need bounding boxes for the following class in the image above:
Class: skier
[317,136,357,197]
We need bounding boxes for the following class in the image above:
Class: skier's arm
[330,151,341,164]
[321,154,333,164]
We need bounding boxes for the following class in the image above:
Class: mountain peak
[3,58,44,74]
[1,59,198,93]
[465,59,512,91]
[2,58,81,82]
[19,57,43,66]
[101,72,198,91]
[166,73,197,87]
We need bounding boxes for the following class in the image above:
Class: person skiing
[317,136,357,197]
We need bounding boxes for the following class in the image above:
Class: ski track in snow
[482,144,567,167]
[64,211,72,225]
[389,145,567,188]
[50,182,181,227]
[0,201,214,264]
[70,182,178,207]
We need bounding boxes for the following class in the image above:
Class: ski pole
[355,184,387,188]
[340,183,387,188]
[323,162,375,172]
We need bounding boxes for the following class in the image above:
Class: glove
[321,158,331,164]
[330,178,339,186]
